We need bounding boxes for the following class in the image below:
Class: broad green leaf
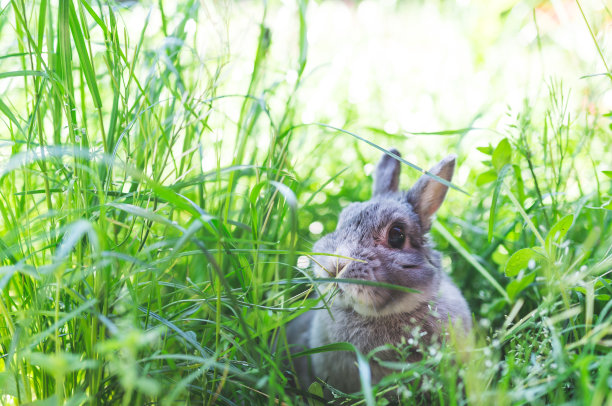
[477,145,493,155]
[476,169,497,186]
[506,271,536,300]
[602,170,612,179]
[492,138,512,172]
[604,201,612,210]
[307,382,325,406]
[505,248,546,277]
[573,286,611,302]
[545,214,574,255]
[595,294,611,301]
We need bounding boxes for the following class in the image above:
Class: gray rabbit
[286,149,471,395]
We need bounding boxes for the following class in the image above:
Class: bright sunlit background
[196,0,611,233]
[139,0,612,192]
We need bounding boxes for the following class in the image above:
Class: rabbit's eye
[388,226,405,248]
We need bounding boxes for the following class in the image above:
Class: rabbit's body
[287,149,471,394]
[309,273,469,393]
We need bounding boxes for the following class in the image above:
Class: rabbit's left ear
[406,155,456,230]
[373,148,401,196]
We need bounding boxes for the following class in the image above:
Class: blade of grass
[434,221,510,302]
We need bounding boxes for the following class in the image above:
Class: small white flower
[297,256,310,269]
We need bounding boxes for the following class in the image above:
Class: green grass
[0,0,611,404]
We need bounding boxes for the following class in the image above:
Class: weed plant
[0,0,610,405]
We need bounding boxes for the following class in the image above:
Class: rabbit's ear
[373,148,401,196]
[406,155,456,230]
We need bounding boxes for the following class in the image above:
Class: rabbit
[285,148,471,395]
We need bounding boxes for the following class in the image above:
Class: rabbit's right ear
[373,148,401,196]
[405,155,456,230]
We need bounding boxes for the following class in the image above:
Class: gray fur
[287,150,471,394]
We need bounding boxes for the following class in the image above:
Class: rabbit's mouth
[335,284,385,316]
[332,262,432,317]
[333,263,391,315]
[335,281,429,317]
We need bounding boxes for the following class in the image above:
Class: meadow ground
[0,0,611,404]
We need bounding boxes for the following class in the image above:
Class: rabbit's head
[312,149,456,317]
